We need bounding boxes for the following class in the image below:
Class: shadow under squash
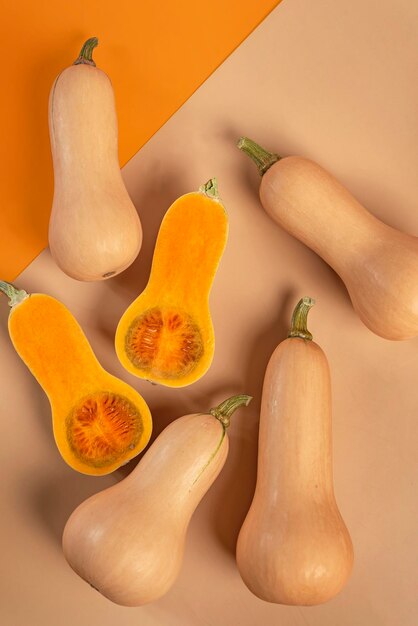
[28,471,115,548]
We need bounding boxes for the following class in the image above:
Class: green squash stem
[209,394,252,429]
[74,37,99,67]
[191,394,252,486]
[199,178,219,200]
[288,297,315,341]
[237,137,281,175]
[0,281,29,308]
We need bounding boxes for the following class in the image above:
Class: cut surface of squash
[67,391,143,468]
[125,307,203,380]
[116,179,228,387]
[0,281,152,475]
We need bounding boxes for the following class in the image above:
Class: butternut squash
[63,394,251,606]
[115,178,228,387]
[49,37,142,281]
[236,298,353,605]
[0,280,152,475]
[239,137,418,340]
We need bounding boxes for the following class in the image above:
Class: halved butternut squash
[0,280,152,475]
[115,179,228,387]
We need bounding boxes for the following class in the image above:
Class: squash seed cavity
[125,307,204,379]
[66,392,143,468]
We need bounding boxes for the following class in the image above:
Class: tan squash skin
[236,299,353,606]
[239,137,418,340]
[63,395,251,606]
[49,38,142,281]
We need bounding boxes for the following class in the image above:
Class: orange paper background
[0,0,279,281]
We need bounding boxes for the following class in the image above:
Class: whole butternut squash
[0,280,152,475]
[115,178,228,387]
[49,37,142,281]
[63,394,251,606]
[238,137,418,340]
[236,298,353,605]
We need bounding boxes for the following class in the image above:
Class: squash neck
[0,281,29,308]
[288,297,315,341]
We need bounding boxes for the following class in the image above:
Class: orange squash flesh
[116,180,228,387]
[1,283,152,475]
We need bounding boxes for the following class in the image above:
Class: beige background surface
[1,0,417,624]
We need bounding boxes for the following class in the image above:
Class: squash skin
[115,186,228,387]
[240,137,418,340]
[260,157,418,340]
[7,292,152,475]
[236,335,353,605]
[48,44,142,281]
[63,397,250,606]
